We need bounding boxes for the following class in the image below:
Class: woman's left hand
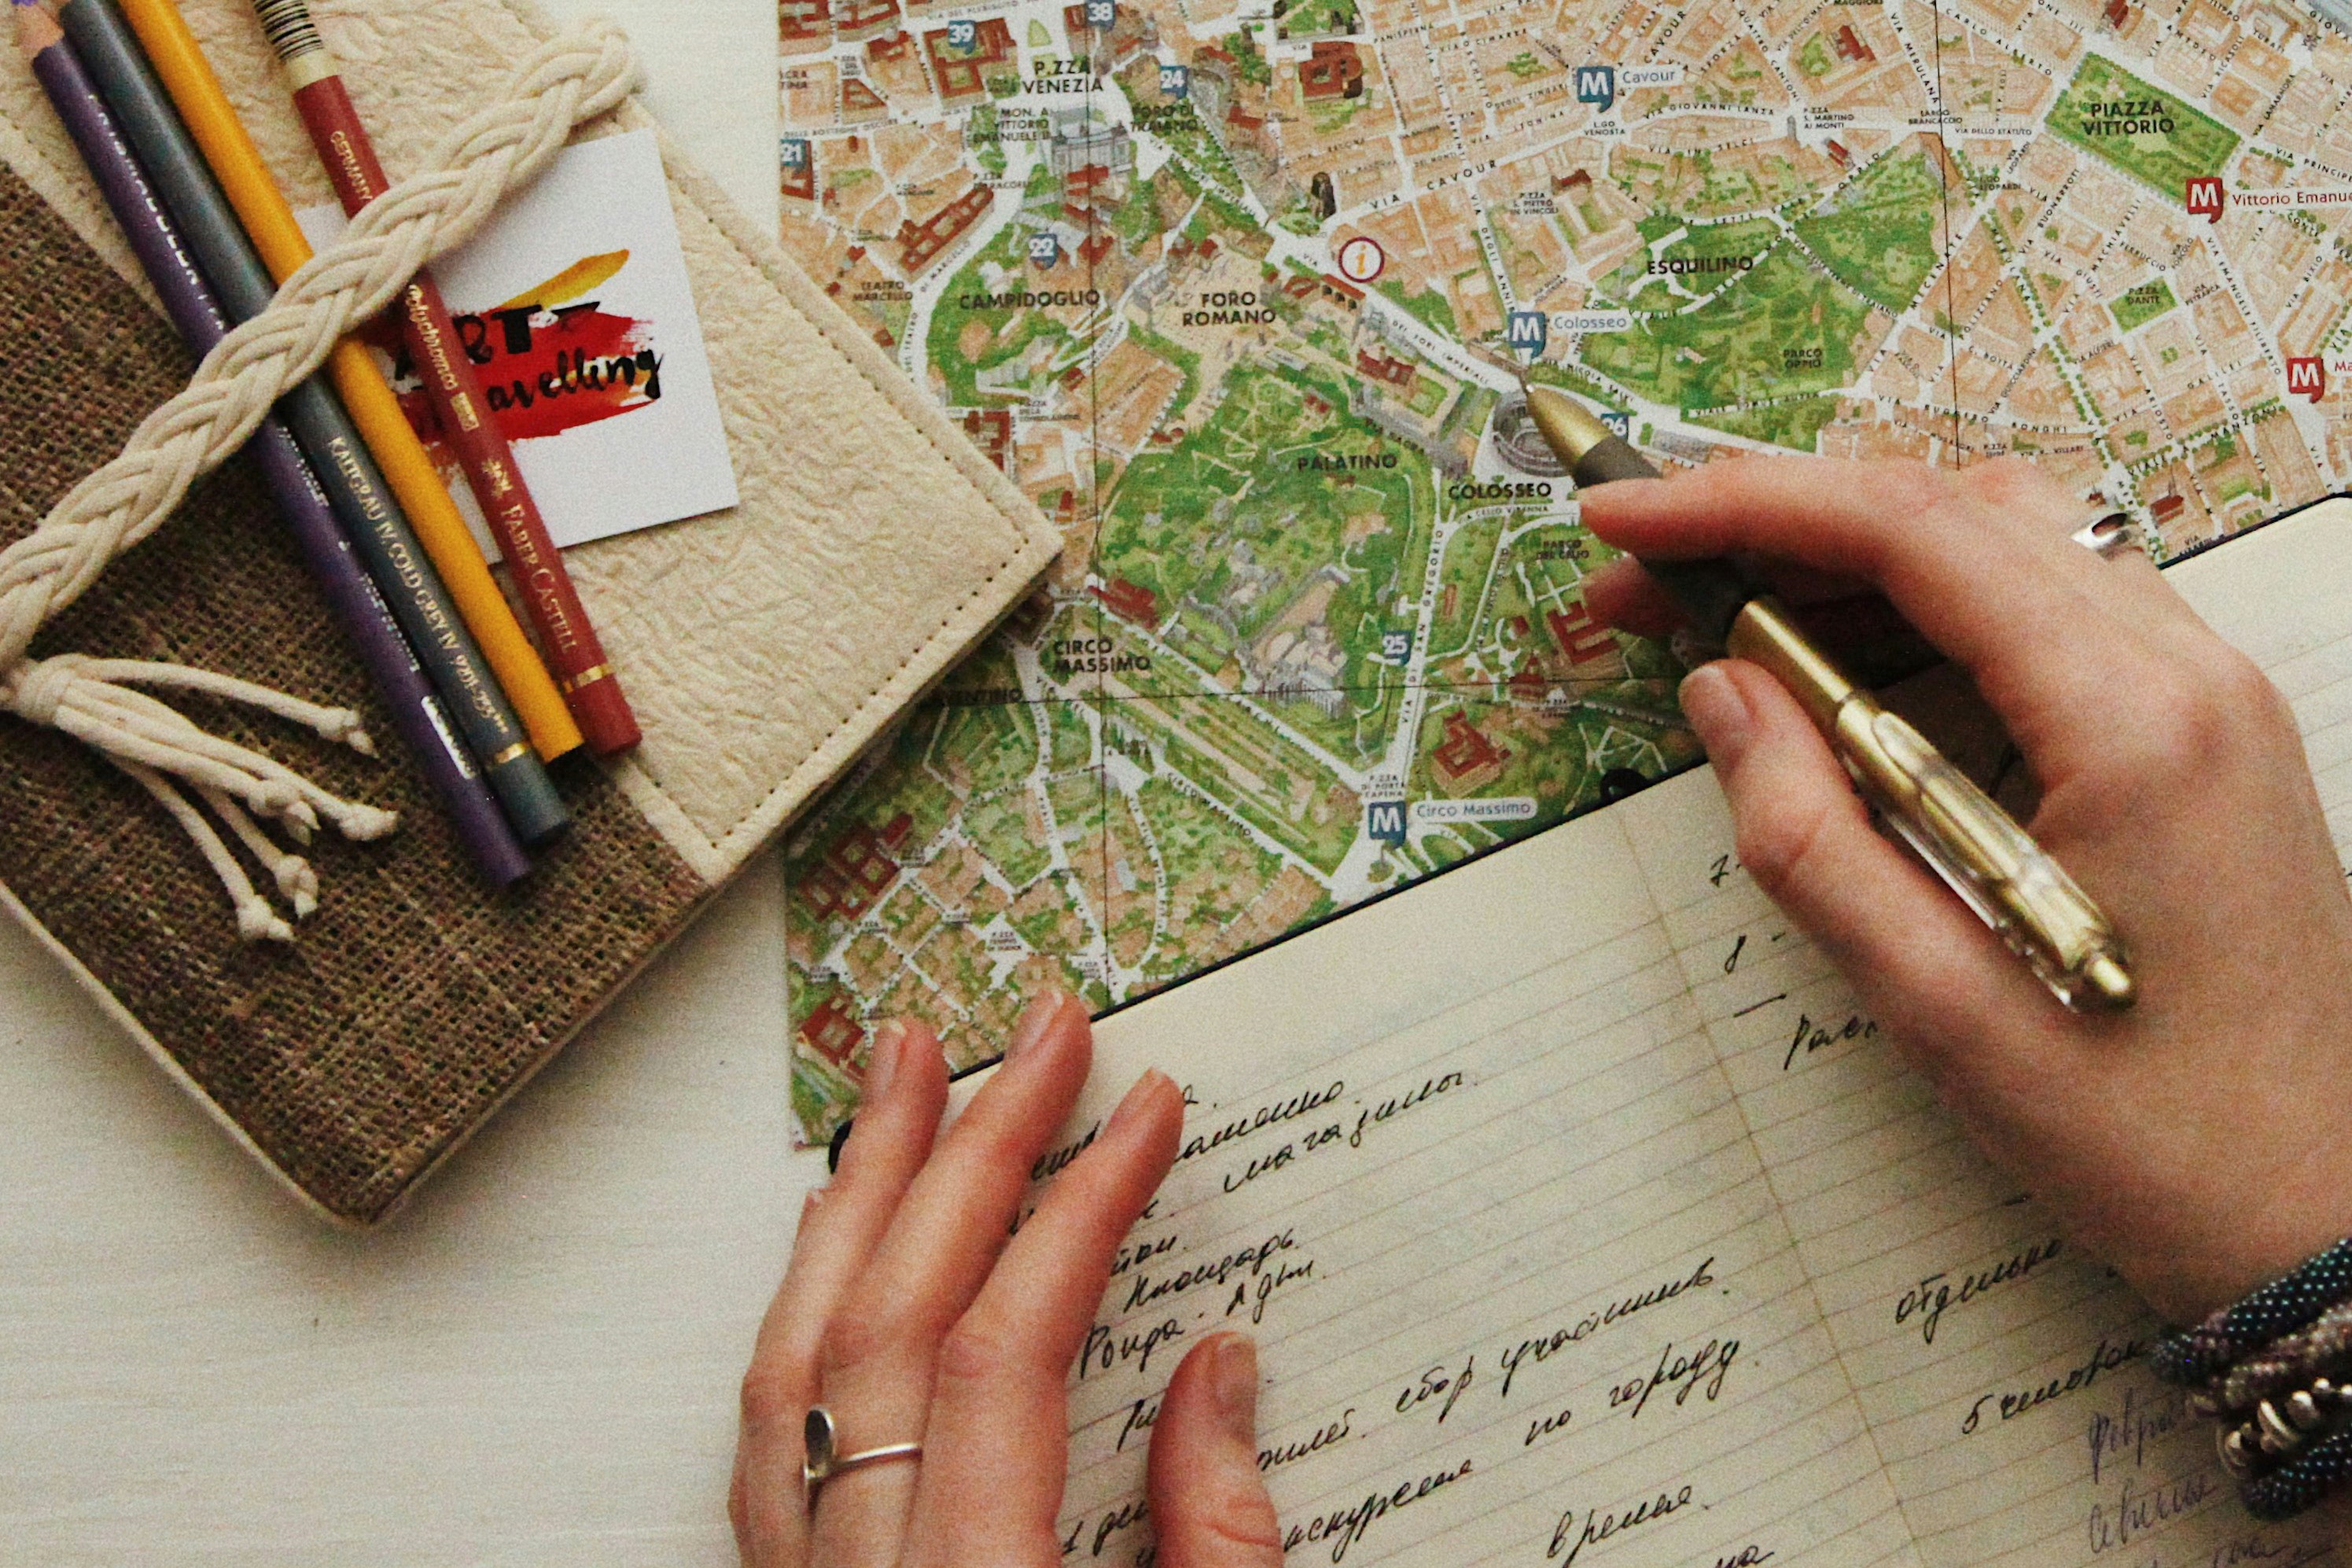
[729,989,1286,1566]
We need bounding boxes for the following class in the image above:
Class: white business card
[303,128,740,551]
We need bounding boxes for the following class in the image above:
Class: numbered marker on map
[1086,0,1116,30]
[1161,62,1189,97]
[1029,231,1062,268]
[948,17,977,49]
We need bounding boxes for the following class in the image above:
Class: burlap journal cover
[0,0,1060,1224]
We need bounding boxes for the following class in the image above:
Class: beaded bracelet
[2157,1235,2352,1520]
[2244,1425,2352,1522]
[2207,1297,2352,1413]
[2154,1237,2352,1386]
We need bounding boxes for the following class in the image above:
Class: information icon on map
[1337,235,1385,284]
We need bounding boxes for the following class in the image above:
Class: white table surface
[0,7,816,1562]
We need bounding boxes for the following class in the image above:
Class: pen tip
[1521,381,1615,467]
[2078,953,2135,1011]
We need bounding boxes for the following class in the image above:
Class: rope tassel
[0,22,636,938]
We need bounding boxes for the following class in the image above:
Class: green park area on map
[775,0,2352,1138]
[2046,57,2240,195]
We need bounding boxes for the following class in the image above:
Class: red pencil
[248,0,640,755]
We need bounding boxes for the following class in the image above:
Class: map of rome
[775,0,2352,1139]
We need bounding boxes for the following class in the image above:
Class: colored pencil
[104,0,586,770]
[249,0,642,756]
[59,0,570,848]
[14,0,531,886]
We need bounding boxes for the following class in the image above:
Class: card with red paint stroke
[301,129,738,551]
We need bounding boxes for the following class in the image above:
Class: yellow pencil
[113,0,584,763]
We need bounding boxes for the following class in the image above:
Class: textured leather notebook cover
[0,0,1059,1224]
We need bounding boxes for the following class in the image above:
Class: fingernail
[864,1019,908,1099]
[1575,474,1666,530]
[1680,663,1754,768]
[1007,990,1073,1060]
[1210,1334,1258,1441]
[1106,1069,1172,1135]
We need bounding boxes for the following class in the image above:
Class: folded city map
[771,0,2352,1137]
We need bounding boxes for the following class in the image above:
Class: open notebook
[977,496,2352,1566]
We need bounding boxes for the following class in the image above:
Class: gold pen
[1522,385,2135,1012]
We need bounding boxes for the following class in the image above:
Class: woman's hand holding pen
[1581,456,2352,1325]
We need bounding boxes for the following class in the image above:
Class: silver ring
[803,1406,922,1510]
[2072,510,2144,559]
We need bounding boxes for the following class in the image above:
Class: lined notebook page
[983,498,2352,1568]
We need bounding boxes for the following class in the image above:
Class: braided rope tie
[0,21,636,940]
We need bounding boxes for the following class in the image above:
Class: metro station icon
[2185,176,2225,223]
[1576,65,1616,109]
[1029,231,1062,268]
[2289,355,2327,402]
[1161,62,1189,97]
[1506,310,1549,352]
[1367,800,1408,847]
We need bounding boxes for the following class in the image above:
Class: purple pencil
[13,0,529,886]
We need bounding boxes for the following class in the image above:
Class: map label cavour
[775,0,2352,1138]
